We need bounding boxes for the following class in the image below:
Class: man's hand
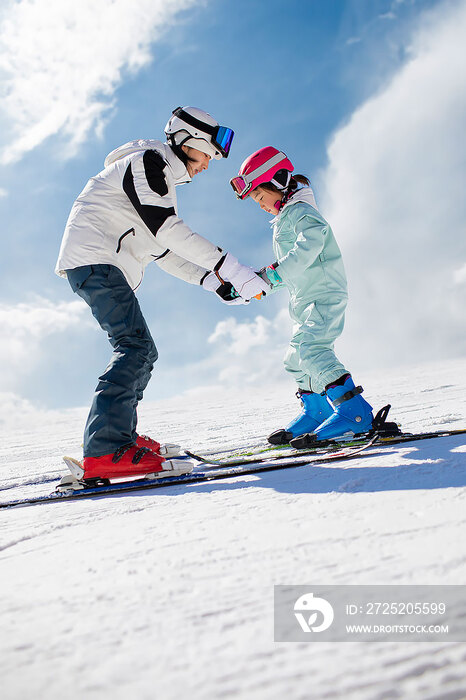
[201,271,248,305]
[214,253,270,300]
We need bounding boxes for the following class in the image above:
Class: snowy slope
[1,358,466,700]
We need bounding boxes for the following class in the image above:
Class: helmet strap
[277,186,294,212]
[168,142,190,166]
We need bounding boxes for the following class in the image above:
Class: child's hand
[257,264,282,289]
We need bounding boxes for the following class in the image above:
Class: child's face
[181,146,211,178]
[250,186,283,214]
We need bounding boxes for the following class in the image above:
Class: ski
[185,435,373,467]
[1,426,464,502]
[0,438,382,509]
[289,426,466,451]
[186,427,466,467]
[1,426,464,503]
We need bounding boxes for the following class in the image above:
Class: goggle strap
[172,107,216,137]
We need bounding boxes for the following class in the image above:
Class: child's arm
[274,209,327,284]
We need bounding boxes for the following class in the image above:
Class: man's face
[181,145,211,178]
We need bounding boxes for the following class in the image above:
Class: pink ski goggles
[230,174,251,198]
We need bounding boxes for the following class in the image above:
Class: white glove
[201,271,248,305]
[216,253,270,300]
[202,272,223,292]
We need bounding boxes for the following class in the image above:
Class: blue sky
[0,0,465,418]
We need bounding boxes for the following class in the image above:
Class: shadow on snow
[150,435,466,497]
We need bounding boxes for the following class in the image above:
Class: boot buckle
[331,385,363,406]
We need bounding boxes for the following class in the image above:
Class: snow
[1,357,466,700]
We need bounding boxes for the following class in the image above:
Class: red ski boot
[136,434,161,451]
[79,444,191,481]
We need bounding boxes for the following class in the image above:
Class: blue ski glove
[257,264,282,290]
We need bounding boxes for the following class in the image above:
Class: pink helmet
[230,146,294,199]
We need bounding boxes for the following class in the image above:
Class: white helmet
[164,106,234,160]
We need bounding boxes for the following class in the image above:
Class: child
[55,107,269,481]
[230,146,373,445]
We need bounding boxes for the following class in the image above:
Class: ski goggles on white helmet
[171,107,234,159]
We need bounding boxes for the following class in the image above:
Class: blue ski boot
[268,390,333,445]
[308,375,373,443]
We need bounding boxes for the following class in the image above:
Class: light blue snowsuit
[270,188,349,394]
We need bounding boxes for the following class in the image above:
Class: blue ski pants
[66,264,158,458]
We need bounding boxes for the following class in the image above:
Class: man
[56,106,269,481]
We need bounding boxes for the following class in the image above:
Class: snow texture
[1,358,466,700]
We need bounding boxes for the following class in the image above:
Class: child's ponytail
[289,174,310,191]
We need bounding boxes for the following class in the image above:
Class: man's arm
[123,149,224,270]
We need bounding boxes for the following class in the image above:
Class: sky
[0,0,465,421]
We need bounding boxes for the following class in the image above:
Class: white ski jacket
[55,140,225,289]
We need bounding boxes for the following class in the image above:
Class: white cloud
[0,297,90,389]
[453,263,466,285]
[0,187,7,198]
[208,310,293,385]
[156,307,294,393]
[0,391,49,428]
[0,390,86,430]
[319,0,466,370]
[0,0,198,164]
[208,315,276,356]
